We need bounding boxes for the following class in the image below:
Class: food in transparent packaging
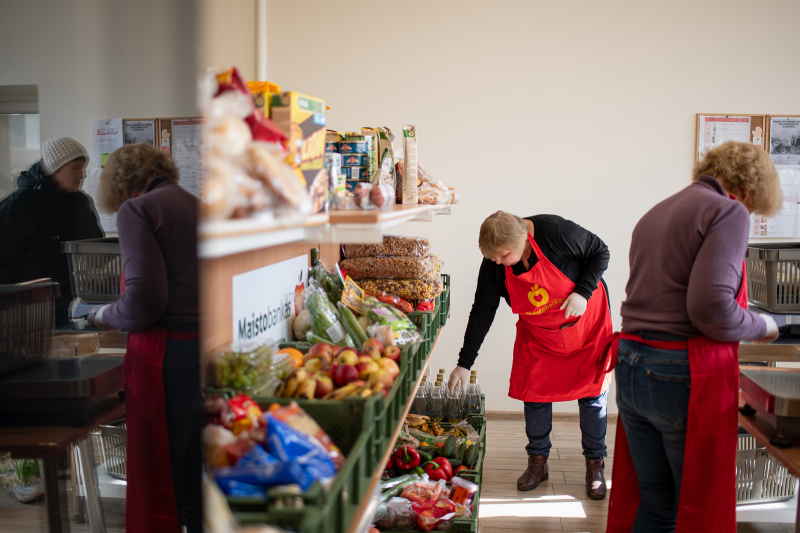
[418,183,451,205]
[363,296,416,330]
[246,142,310,209]
[310,259,344,304]
[342,235,431,258]
[341,276,367,315]
[340,256,439,280]
[401,477,446,503]
[412,499,457,532]
[359,272,444,301]
[374,498,417,530]
[448,188,460,205]
[212,338,282,392]
[430,254,444,272]
[269,402,345,469]
[448,476,478,506]
[304,279,347,344]
[367,324,395,348]
[376,292,415,314]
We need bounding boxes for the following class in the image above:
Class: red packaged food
[416,299,435,312]
[377,292,414,314]
[227,394,264,435]
[412,500,457,532]
[214,67,287,145]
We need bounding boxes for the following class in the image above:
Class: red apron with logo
[506,233,613,403]
[600,263,747,533]
[121,274,198,532]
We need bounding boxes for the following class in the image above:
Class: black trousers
[162,338,203,533]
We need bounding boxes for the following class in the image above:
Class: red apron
[506,233,613,402]
[600,263,747,533]
[121,275,198,532]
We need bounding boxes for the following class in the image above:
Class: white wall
[198,0,257,80]
[264,0,800,413]
[0,0,199,174]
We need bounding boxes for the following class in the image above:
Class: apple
[335,364,359,387]
[308,343,333,360]
[330,345,342,357]
[382,346,401,364]
[338,349,359,366]
[314,375,334,399]
[369,368,394,390]
[363,346,382,362]
[353,380,366,388]
[304,358,324,373]
[377,358,400,379]
[363,338,384,353]
[322,363,337,381]
[358,355,373,365]
[356,359,379,380]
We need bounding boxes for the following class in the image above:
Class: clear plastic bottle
[430,380,446,422]
[448,379,464,423]
[464,376,481,416]
[471,370,482,410]
[410,378,429,416]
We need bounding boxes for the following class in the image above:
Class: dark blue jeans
[616,338,691,533]
[524,391,608,459]
[163,338,203,533]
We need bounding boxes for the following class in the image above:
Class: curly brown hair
[97,143,179,213]
[693,141,782,217]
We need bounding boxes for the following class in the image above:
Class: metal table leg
[76,436,107,533]
[42,456,69,533]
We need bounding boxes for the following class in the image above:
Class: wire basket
[98,423,127,480]
[0,280,58,377]
[746,244,800,313]
[61,238,122,303]
[737,429,798,504]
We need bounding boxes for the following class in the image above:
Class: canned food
[325,142,339,153]
[342,166,371,180]
[346,179,371,192]
[341,153,370,167]
[340,140,370,154]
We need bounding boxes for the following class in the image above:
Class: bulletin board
[157,117,205,197]
[695,114,766,163]
[122,118,158,147]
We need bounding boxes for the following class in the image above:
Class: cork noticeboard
[695,114,767,162]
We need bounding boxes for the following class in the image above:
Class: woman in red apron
[91,143,202,532]
[603,141,782,532]
[449,211,613,498]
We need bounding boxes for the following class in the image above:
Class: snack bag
[213,443,309,490]
[228,394,264,435]
[266,413,337,488]
[411,499,457,532]
[269,401,345,469]
[214,67,287,145]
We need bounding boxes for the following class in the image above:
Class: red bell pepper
[423,458,453,481]
[393,445,421,471]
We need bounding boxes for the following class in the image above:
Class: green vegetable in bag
[338,302,368,349]
[305,279,347,344]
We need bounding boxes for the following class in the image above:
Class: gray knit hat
[40,137,89,176]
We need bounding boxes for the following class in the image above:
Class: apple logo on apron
[528,284,549,307]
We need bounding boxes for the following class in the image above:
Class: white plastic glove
[448,365,470,395]
[559,292,587,319]
[755,314,779,344]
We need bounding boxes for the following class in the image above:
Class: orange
[278,348,304,368]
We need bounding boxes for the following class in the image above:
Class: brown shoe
[517,454,549,491]
[586,458,607,500]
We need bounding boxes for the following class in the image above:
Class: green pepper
[412,467,425,476]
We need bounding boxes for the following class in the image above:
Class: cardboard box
[271,91,327,188]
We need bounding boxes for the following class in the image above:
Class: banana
[372,381,385,394]
[323,382,361,400]
[283,368,308,398]
[359,387,373,397]
[294,377,316,399]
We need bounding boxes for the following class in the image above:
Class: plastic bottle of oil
[430,380,447,422]
[464,375,481,416]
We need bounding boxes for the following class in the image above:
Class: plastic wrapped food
[310,250,344,303]
[376,292,415,314]
[269,402,345,469]
[401,478,446,503]
[246,142,310,209]
[304,279,348,345]
[375,498,417,530]
[448,187,460,205]
[363,296,416,330]
[340,256,439,280]
[448,476,478,506]
[430,254,444,272]
[412,499,457,532]
[418,183,451,205]
[212,339,289,393]
[360,272,444,301]
[265,413,337,489]
[342,235,431,258]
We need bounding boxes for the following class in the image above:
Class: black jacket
[0,161,104,325]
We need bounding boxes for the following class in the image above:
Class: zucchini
[338,303,368,349]
[380,474,420,502]
[443,435,457,459]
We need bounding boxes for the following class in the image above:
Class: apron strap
[597,332,689,375]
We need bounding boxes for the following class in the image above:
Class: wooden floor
[0,419,796,531]
[481,418,797,533]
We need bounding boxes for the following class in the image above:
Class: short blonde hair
[693,141,782,217]
[98,143,179,213]
[479,211,528,259]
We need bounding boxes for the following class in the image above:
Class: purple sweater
[620,175,765,342]
[102,176,199,332]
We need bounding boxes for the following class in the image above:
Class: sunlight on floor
[480,495,587,518]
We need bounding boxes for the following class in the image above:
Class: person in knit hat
[0,137,103,327]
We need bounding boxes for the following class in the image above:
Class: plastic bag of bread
[448,187,460,204]
[342,235,431,258]
[245,142,311,212]
[201,160,273,220]
[359,272,444,300]
[418,183,451,205]
[340,256,440,280]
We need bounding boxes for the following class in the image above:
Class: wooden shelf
[324,204,452,244]
[198,213,329,259]
[347,329,440,533]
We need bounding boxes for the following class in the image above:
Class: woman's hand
[91,305,118,332]
[560,292,587,319]
[753,314,779,344]
[448,366,471,394]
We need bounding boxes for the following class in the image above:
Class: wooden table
[739,381,800,533]
[0,400,125,533]
[739,342,800,365]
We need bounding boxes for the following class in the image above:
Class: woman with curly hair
[92,143,201,533]
[604,141,782,533]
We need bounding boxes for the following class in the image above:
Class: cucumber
[443,435,458,459]
[432,448,445,459]
[279,341,311,354]
[418,449,432,464]
[338,303,368,349]
[306,332,330,345]
[380,474,420,502]
[380,474,415,491]
[465,445,479,469]
[449,458,463,469]
[336,333,355,349]
[457,442,468,462]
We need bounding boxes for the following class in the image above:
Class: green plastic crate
[440,274,451,327]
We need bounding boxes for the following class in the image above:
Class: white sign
[232,255,308,344]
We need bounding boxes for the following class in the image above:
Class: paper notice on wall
[91,118,123,167]
[698,116,751,160]
[769,117,800,167]
[83,168,117,233]
[171,119,204,197]
[123,120,156,146]
[751,168,800,238]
